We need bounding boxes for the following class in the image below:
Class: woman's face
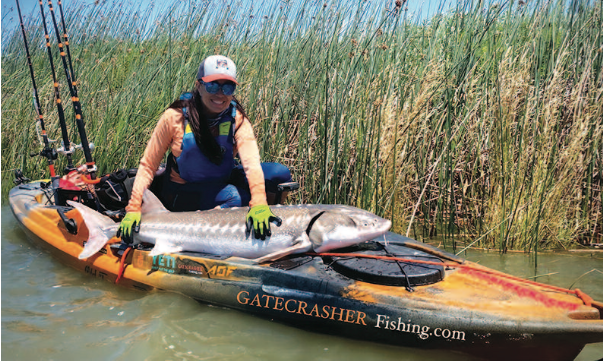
[198,80,235,117]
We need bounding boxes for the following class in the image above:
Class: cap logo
[216,59,228,69]
[198,55,237,83]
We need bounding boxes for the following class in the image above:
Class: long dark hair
[168,83,248,165]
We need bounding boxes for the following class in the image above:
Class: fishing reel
[56,141,95,155]
[30,146,59,162]
[35,121,95,167]
[57,141,96,173]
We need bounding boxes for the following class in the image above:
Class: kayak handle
[57,208,77,234]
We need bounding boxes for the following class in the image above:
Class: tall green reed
[1,0,601,252]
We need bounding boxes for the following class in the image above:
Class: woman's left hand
[246,205,282,240]
[117,212,141,244]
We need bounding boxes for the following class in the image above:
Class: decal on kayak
[206,265,236,278]
[236,291,368,325]
[176,259,208,276]
[84,265,108,280]
[141,254,237,278]
[152,255,176,273]
[235,290,468,341]
[375,314,466,341]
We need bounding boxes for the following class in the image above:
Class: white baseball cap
[197,55,238,84]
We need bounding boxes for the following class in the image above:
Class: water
[2,205,602,360]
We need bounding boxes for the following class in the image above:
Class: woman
[118,55,283,242]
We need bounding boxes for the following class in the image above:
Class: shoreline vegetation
[1,0,601,253]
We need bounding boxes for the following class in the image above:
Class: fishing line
[36,121,56,146]
[16,0,58,177]
[46,0,98,179]
[37,0,75,171]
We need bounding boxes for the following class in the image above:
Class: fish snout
[353,214,391,233]
[309,208,392,253]
[379,217,392,232]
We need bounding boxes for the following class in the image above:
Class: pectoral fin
[253,234,313,264]
[149,240,183,256]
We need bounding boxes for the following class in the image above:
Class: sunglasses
[201,81,236,96]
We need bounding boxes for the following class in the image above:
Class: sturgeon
[68,190,391,263]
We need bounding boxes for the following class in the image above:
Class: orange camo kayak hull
[9,182,603,360]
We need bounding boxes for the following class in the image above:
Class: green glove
[117,212,141,244]
[246,205,282,240]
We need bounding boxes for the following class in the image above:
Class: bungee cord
[309,251,598,310]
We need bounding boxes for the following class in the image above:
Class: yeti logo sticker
[152,255,176,274]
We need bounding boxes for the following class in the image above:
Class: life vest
[174,95,236,183]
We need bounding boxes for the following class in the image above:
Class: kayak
[9,181,603,360]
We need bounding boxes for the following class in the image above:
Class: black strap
[167,152,179,175]
[109,169,128,183]
[182,106,190,135]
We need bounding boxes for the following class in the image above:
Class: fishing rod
[37,0,75,172]
[46,0,98,180]
[16,0,58,177]
[56,0,75,85]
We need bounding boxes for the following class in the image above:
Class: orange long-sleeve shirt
[125,107,267,213]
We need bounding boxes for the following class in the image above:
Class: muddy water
[2,206,602,360]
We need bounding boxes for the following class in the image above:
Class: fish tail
[67,201,117,259]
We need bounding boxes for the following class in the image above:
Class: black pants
[159,162,292,212]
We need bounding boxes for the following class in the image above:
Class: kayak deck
[9,182,603,360]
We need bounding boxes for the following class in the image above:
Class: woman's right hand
[117,212,141,244]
